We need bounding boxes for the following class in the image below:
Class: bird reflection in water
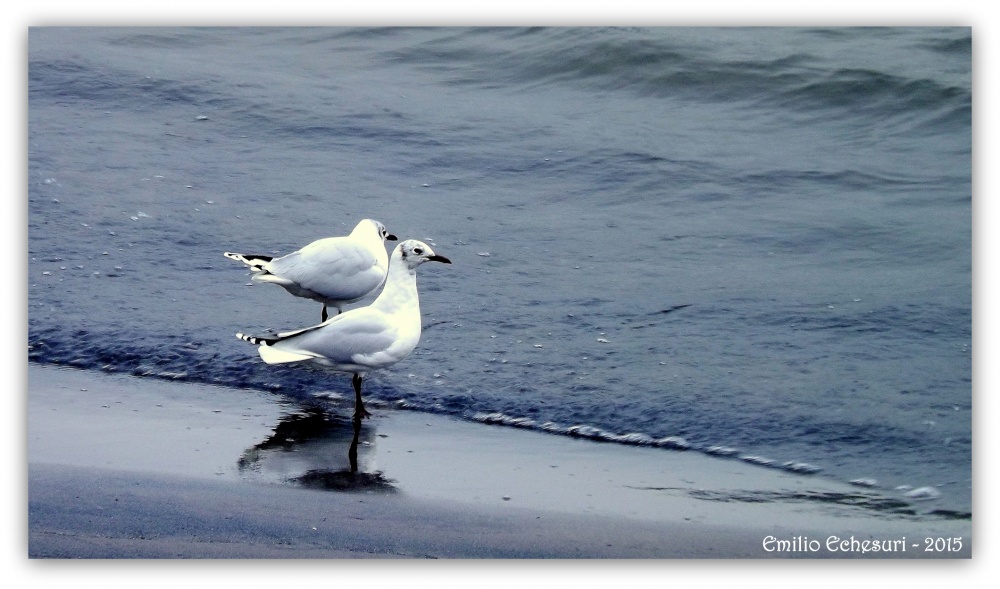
[238,407,397,493]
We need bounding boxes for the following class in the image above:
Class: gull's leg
[322,305,344,323]
[352,373,370,420]
[348,416,361,472]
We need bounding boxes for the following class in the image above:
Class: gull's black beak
[386,233,398,241]
[429,254,451,264]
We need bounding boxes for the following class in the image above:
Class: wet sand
[27,364,971,559]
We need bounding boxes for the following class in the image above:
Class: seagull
[237,239,451,420]
[224,219,397,321]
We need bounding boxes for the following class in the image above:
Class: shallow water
[28,27,971,511]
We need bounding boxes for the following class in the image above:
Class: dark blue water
[28,27,971,512]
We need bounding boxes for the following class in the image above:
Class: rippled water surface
[28,27,971,512]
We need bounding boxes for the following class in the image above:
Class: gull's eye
[413,247,424,255]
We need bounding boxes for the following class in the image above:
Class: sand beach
[27,364,971,560]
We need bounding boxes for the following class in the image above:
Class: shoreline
[27,363,971,559]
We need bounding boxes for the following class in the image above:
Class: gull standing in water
[225,219,397,321]
[237,240,451,420]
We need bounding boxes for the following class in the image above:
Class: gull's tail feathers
[236,332,278,346]
[224,252,273,272]
[236,332,315,364]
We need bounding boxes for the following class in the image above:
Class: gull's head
[395,239,451,270]
[358,219,397,242]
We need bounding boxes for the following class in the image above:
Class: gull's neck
[371,258,419,317]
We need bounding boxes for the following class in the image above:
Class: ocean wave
[372,27,970,120]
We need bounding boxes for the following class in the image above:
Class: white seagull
[237,239,451,420]
[225,219,397,321]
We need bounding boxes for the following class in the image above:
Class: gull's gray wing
[270,307,399,366]
[264,237,384,301]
